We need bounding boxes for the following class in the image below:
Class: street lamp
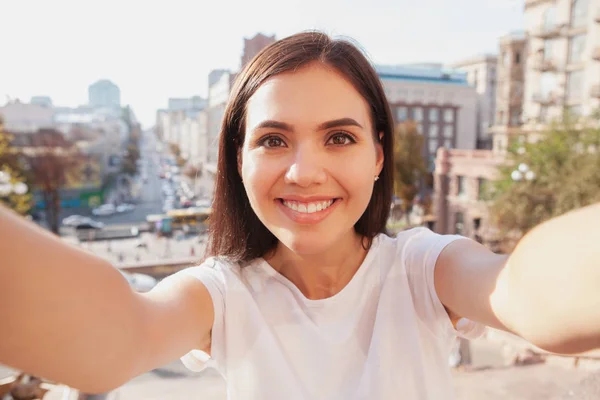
[511,163,536,182]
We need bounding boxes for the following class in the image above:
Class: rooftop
[375,64,468,85]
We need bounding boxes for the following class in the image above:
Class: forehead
[245,63,372,132]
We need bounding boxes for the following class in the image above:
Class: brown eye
[327,133,355,146]
[259,136,286,148]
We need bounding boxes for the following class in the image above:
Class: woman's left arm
[435,202,600,354]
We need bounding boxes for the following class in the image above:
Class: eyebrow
[252,117,364,133]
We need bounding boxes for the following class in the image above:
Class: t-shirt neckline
[255,234,382,307]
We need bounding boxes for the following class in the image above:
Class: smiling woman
[1,30,600,400]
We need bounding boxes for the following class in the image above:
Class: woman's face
[239,63,384,256]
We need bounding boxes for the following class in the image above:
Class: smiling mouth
[279,198,339,214]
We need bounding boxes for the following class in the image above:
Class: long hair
[205,31,395,262]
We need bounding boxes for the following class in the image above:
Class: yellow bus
[147,207,211,235]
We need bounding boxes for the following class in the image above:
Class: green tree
[0,118,32,215]
[392,121,427,225]
[489,115,600,240]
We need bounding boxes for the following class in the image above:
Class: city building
[491,32,528,153]
[30,96,53,108]
[88,79,121,109]
[450,54,498,149]
[168,96,207,111]
[432,33,527,248]
[206,70,236,169]
[0,100,55,132]
[241,33,276,68]
[432,148,505,251]
[522,0,600,128]
[377,64,479,170]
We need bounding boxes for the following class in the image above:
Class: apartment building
[523,0,600,127]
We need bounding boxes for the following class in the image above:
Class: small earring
[374,176,379,182]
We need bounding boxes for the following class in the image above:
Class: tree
[489,115,600,242]
[26,129,80,235]
[392,121,427,225]
[0,118,31,215]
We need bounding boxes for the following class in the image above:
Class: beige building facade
[523,0,600,127]
[377,65,479,170]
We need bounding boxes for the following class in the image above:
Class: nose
[284,144,327,187]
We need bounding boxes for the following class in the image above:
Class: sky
[1,0,524,127]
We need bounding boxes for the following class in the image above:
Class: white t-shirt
[179,228,485,399]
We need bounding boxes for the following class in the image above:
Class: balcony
[532,92,559,105]
[591,85,600,98]
[593,47,600,62]
[531,23,565,39]
[532,56,559,72]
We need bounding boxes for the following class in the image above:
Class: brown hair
[205,31,394,262]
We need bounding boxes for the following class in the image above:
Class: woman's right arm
[0,205,215,393]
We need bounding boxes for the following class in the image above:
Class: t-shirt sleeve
[178,258,226,372]
[401,228,486,341]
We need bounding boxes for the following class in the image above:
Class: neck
[265,230,369,300]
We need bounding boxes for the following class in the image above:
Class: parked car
[92,204,116,217]
[74,219,105,230]
[62,215,89,227]
[116,203,135,213]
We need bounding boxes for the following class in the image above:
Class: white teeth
[282,199,335,214]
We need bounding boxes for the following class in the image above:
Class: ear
[375,131,384,175]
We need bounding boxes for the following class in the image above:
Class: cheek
[242,153,282,203]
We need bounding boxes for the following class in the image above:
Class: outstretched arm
[435,202,600,354]
[0,205,214,393]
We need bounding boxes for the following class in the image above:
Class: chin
[276,229,338,257]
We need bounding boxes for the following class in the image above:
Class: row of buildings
[0,79,137,210]
[434,0,600,250]
[156,0,599,250]
[156,33,276,176]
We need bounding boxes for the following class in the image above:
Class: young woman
[1,32,599,400]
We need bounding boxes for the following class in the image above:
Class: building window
[571,0,588,28]
[443,125,453,139]
[444,108,454,123]
[514,52,521,64]
[510,110,521,126]
[569,34,586,64]
[444,139,453,149]
[539,105,549,123]
[396,106,408,121]
[429,125,439,139]
[413,107,423,121]
[540,72,558,97]
[428,138,439,154]
[544,39,554,60]
[429,108,439,122]
[567,69,584,100]
[543,6,557,31]
[457,176,466,197]
[455,212,464,235]
[478,178,487,200]
[417,123,424,134]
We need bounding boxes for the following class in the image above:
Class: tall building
[30,96,53,108]
[168,96,207,111]
[451,55,498,149]
[241,33,276,68]
[491,32,528,153]
[88,79,121,109]
[377,64,479,170]
[522,0,600,127]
